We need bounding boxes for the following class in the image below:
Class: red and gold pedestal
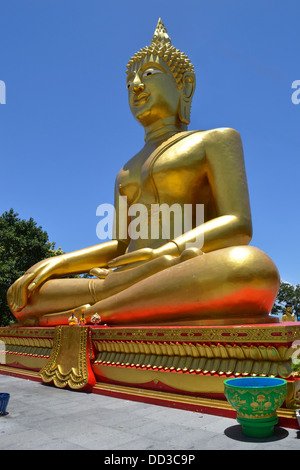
[0,322,299,428]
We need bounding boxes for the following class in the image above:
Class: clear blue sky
[0,0,299,285]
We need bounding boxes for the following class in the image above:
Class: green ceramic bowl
[224,377,287,438]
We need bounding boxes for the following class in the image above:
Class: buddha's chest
[117,136,208,206]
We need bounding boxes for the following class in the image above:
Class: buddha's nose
[132,84,145,95]
[132,77,145,95]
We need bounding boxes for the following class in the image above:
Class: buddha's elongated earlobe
[178,72,196,125]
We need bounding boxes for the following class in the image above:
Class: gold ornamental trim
[39,326,92,390]
[0,327,55,339]
[92,323,300,344]
[0,364,42,379]
[92,381,296,423]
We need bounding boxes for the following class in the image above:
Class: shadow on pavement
[224,425,289,443]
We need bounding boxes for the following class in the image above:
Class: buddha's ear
[178,72,196,125]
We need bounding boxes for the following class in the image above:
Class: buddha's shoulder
[186,127,242,146]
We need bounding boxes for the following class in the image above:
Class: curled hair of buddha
[126,18,195,89]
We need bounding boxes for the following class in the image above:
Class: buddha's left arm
[173,127,253,254]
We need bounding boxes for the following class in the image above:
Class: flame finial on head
[151,18,171,46]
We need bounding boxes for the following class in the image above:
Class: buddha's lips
[133,93,150,105]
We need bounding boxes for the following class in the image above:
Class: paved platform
[0,374,299,450]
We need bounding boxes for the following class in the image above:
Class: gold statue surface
[281,304,295,322]
[7,19,280,327]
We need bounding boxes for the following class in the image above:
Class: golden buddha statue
[281,303,295,322]
[7,19,280,327]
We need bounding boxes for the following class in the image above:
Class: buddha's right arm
[24,239,128,287]
[7,240,128,312]
[9,184,129,311]
[31,240,128,275]
[27,181,130,281]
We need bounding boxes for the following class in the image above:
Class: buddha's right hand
[7,256,67,312]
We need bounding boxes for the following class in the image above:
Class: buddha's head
[126,19,196,129]
[285,302,293,314]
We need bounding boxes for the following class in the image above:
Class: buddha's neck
[144,117,187,144]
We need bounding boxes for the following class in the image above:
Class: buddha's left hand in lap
[108,243,202,271]
[108,242,179,269]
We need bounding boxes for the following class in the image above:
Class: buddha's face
[127,59,181,127]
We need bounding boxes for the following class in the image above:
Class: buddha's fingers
[108,248,153,268]
[27,265,56,293]
[89,268,110,278]
[9,273,35,312]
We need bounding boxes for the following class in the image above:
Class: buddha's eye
[142,68,162,78]
[127,79,133,89]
